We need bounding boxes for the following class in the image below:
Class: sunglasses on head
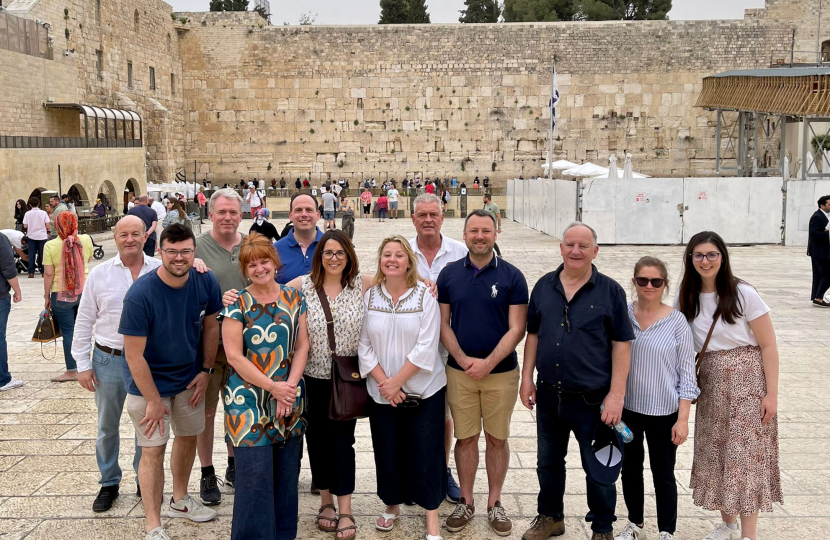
[633,277,665,288]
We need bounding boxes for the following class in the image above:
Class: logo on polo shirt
[491,283,498,299]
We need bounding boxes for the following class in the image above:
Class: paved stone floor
[0,217,827,539]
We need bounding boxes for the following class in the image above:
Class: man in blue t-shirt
[127,195,159,257]
[436,209,528,537]
[119,224,222,539]
[274,193,323,284]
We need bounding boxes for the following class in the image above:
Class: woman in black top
[249,208,279,242]
[14,199,27,231]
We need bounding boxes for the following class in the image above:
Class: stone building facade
[0,0,824,227]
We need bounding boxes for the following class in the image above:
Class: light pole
[819,0,823,63]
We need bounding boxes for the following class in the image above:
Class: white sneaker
[0,377,23,391]
[704,523,741,540]
[659,533,675,540]
[616,522,645,540]
[167,494,217,522]
[145,527,169,540]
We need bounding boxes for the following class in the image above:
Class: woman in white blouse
[677,231,781,540]
[359,235,447,540]
[615,256,698,540]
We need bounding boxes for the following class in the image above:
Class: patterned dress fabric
[691,345,783,514]
[220,286,307,447]
[301,273,365,380]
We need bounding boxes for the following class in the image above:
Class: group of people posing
[30,188,782,540]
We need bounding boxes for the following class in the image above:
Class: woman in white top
[359,235,446,540]
[615,256,699,540]
[677,231,781,540]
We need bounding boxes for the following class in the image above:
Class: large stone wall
[177,11,796,186]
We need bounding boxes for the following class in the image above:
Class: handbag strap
[315,287,337,355]
[695,309,720,371]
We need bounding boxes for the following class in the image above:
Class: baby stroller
[92,241,105,260]
[14,250,28,274]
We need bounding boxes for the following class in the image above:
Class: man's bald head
[116,214,146,235]
[138,195,148,204]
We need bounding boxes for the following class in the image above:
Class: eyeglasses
[562,305,571,334]
[634,277,666,288]
[161,248,195,258]
[321,250,348,260]
[691,252,721,262]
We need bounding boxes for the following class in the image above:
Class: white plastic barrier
[784,180,830,247]
[506,179,515,221]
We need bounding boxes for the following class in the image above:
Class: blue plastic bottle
[600,405,634,443]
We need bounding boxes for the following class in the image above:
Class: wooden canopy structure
[696,68,830,116]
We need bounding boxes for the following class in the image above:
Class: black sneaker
[92,485,119,513]
[224,464,236,488]
[199,474,223,506]
[136,483,141,498]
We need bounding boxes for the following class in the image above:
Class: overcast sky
[168,0,766,24]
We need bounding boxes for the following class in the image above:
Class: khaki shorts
[127,386,206,447]
[446,366,519,441]
[205,346,231,410]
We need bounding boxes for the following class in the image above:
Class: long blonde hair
[373,235,420,288]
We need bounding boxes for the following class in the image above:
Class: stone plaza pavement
[0,217,827,539]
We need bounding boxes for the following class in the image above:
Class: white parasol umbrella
[608,155,619,179]
[783,155,790,181]
[542,159,578,171]
[563,163,610,178]
[622,153,634,179]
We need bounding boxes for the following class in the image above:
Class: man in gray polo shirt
[193,188,248,506]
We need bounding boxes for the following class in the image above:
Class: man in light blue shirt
[274,193,323,284]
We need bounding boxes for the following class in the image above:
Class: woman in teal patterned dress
[220,232,310,540]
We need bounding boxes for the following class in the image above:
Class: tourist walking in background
[359,236,447,540]
[807,195,830,306]
[128,195,159,257]
[440,187,451,213]
[44,212,94,383]
[14,199,27,232]
[162,199,186,228]
[71,216,160,512]
[340,197,355,239]
[387,184,400,219]
[282,230,372,540]
[376,192,388,222]
[93,199,108,218]
[220,232,309,540]
[520,223,634,540]
[482,194,503,257]
[677,231,782,540]
[197,186,207,223]
[438,210,528,537]
[250,208,279,243]
[360,187,372,220]
[245,185,263,217]
[0,231,23,392]
[614,256,699,540]
[120,224,222,540]
[149,198,166,225]
[322,188,338,231]
[22,197,49,277]
[409,193,466,504]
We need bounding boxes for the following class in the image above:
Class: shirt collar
[286,227,323,248]
[463,253,498,269]
[551,263,598,287]
[112,253,156,268]
[412,234,450,257]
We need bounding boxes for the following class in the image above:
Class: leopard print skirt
[690,345,783,515]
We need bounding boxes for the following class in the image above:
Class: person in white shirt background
[21,196,50,278]
[71,216,161,513]
[0,229,28,263]
[387,186,400,219]
[245,185,262,217]
[149,197,167,225]
[408,193,467,505]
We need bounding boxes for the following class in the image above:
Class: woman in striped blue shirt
[614,256,699,540]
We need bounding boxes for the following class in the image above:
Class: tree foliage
[209,0,249,11]
[459,0,502,23]
[502,0,670,21]
[299,11,317,25]
[378,0,431,24]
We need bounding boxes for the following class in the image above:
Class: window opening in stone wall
[134,10,139,32]
[823,40,830,62]
[167,33,171,52]
[149,66,155,90]
[94,0,100,22]
[96,49,103,79]
[170,73,175,96]
[127,61,133,88]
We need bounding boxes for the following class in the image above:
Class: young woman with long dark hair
[677,231,782,540]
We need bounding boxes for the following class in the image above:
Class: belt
[95,342,122,356]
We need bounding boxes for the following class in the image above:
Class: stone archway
[823,40,830,62]
[67,183,89,211]
[124,178,138,213]
[27,187,46,205]
[97,180,118,214]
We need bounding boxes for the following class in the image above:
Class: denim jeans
[27,238,45,276]
[536,381,617,533]
[92,347,141,487]
[0,296,11,387]
[232,435,302,540]
[50,292,79,371]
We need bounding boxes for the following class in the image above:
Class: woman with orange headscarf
[43,212,94,382]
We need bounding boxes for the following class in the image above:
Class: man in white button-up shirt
[71,216,161,513]
[408,193,468,505]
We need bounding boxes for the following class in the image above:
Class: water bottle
[600,405,634,443]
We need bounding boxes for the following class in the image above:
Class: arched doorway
[67,184,89,212]
[97,180,118,214]
[124,178,138,213]
[27,187,46,205]
[823,39,830,62]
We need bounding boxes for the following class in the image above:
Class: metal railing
[0,136,142,149]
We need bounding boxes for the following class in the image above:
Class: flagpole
[547,60,555,181]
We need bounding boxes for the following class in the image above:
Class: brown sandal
[317,504,338,532]
[336,514,357,539]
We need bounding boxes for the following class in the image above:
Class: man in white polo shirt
[408,193,467,504]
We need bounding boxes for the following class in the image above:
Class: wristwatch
[200,367,215,375]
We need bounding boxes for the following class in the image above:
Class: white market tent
[541,159,578,171]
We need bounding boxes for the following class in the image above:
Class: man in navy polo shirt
[437,209,528,537]
[519,222,633,540]
[120,224,223,540]
[274,193,324,284]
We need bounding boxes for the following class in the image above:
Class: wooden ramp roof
[695,68,830,116]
